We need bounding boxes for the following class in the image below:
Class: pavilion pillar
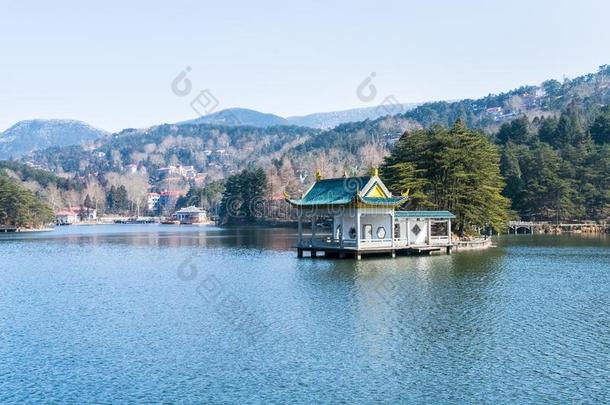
[447,219,452,244]
[427,218,432,245]
[356,210,361,250]
[390,212,395,248]
[297,214,303,245]
[340,215,344,248]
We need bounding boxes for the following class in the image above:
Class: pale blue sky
[1,0,609,132]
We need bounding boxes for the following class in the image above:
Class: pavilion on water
[286,170,455,260]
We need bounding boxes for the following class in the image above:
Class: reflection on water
[0,224,296,250]
[0,225,608,403]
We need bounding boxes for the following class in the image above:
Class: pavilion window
[363,224,373,240]
[348,227,357,240]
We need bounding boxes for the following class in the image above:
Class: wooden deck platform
[294,240,453,260]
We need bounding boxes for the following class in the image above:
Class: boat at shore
[114,217,157,224]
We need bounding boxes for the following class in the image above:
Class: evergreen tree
[500,142,525,205]
[496,116,532,144]
[105,185,129,213]
[0,174,53,228]
[542,79,562,97]
[106,185,117,212]
[84,194,94,209]
[590,106,610,144]
[382,120,511,234]
[380,162,429,209]
[538,116,559,144]
[554,106,587,146]
[515,144,576,220]
[219,168,267,223]
[177,181,226,211]
[494,107,610,221]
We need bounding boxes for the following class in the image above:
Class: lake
[0,225,608,403]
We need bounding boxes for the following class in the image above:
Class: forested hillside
[7,65,610,221]
[498,107,610,221]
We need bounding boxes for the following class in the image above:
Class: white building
[55,209,79,225]
[158,165,197,179]
[286,171,455,260]
[147,192,160,212]
[82,208,97,220]
[174,206,208,224]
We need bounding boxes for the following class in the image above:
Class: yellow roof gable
[365,183,388,198]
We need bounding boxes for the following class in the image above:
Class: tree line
[381,120,511,234]
[214,106,608,232]
[0,172,53,228]
[498,106,609,221]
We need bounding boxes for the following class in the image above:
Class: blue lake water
[0,225,609,403]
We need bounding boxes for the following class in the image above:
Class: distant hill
[23,65,610,180]
[6,65,609,224]
[287,103,421,129]
[0,119,108,159]
[178,104,422,129]
[180,108,289,127]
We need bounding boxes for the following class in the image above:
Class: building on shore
[55,206,97,224]
[174,206,208,224]
[81,208,97,220]
[157,190,185,214]
[286,171,455,260]
[147,192,160,212]
[55,209,79,225]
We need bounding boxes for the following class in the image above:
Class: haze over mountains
[3,65,610,224]
[3,65,609,164]
[0,103,421,159]
[0,119,108,160]
[22,65,610,182]
[180,103,421,129]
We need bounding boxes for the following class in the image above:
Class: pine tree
[590,106,610,144]
[106,185,116,212]
[554,106,587,146]
[496,116,532,144]
[0,174,53,228]
[381,120,511,234]
[84,194,93,209]
[219,168,267,223]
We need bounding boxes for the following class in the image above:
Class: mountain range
[0,119,108,160]
[4,65,609,225]
[180,103,421,129]
[3,65,610,164]
[0,103,422,159]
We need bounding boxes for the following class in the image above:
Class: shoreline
[0,227,54,233]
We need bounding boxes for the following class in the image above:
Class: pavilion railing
[392,236,451,247]
[358,238,393,248]
[301,237,358,248]
[430,235,451,245]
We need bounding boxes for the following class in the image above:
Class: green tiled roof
[288,176,371,206]
[287,176,407,207]
[395,210,456,219]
